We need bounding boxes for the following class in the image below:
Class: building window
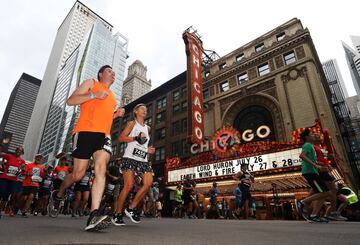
[155,147,166,161]
[157,97,167,109]
[173,104,181,114]
[155,128,166,140]
[172,141,181,156]
[276,32,286,42]
[203,89,210,99]
[181,87,187,97]
[182,140,189,156]
[182,118,187,133]
[236,53,244,62]
[147,103,152,115]
[181,101,188,111]
[283,51,296,65]
[219,63,227,70]
[156,111,166,123]
[205,71,210,77]
[255,43,264,53]
[172,121,181,135]
[145,117,152,126]
[220,81,230,92]
[258,63,270,76]
[237,72,249,84]
[173,90,181,101]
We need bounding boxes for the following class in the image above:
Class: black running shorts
[72,132,112,159]
[303,173,329,193]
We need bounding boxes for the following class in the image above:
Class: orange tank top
[73,80,116,135]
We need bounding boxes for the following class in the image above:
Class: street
[0,216,359,245]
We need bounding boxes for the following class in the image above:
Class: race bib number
[80,176,90,185]
[107,184,115,192]
[6,166,19,177]
[31,167,41,183]
[58,171,66,180]
[43,179,52,188]
[132,148,147,159]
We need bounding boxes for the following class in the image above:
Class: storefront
[164,121,346,219]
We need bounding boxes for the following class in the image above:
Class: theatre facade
[111,18,355,219]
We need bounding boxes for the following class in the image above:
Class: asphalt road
[0,215,359,245]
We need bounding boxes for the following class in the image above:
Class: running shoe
[125,208,141,224]
[52,192,63,211]
[84,209,108,231]
[295,200,309,220]
[324,213,348,221]
[308,215,329,223]
[9,211,15,217]
[21,213,29,218]
[34,211,38,216]
[111,214,126,226]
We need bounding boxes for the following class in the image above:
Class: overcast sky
[0,0,359,121]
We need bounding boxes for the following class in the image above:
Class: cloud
[1,0,359,122]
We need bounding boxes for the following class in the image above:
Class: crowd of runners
[0,65,359,232]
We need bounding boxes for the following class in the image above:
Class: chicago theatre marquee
[111,18,355,218]
[164,18,355,218]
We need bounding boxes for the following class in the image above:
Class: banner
[183,31,204,144]
[167,148,302,182]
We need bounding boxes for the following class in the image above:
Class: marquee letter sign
[183,31,204,144]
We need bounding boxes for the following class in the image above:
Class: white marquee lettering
[195,111,203,124]
[257,125,271,138]
[192,55,200,69]
[193,82,201,94]
[243,129,254,142]
[194,96,202,109]
[195,127,203,140]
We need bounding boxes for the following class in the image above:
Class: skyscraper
[38,19,128,165]
[23,1,128,161]
[0,73,41,153]
[322,59,349,98]
[342,40,360,98]
[122,60,152,105]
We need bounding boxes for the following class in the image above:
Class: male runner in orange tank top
[52,65,125,231]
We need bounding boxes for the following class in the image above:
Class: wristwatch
[89,92,96,99]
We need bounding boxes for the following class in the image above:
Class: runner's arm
[118,121,136,143]
[299,150,326,171]
[66,79,95,106]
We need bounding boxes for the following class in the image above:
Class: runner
[53,157,69,190]
[234,164,254,219]
[336,183,358,219]
[106,159,122,211]
[296,128,331,222]
[208,182,222,219]
[51,65,125,231]
[313,135,347,221]
[20,154,45,217]
[233,183,242,219]
[72,165,92,217]
[37,165,53,216]
[0,146,26,218]
[112,103,156,226]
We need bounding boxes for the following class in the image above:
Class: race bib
[58,171,66,180]
[31,167,41,183]
[43,179,52,188]
[132,148,147,159]
[107,184,115,192]
[6,166,19,177]
[80,176,90,185]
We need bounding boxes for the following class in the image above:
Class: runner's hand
[95,90,108,100]
[148,146,155,154]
